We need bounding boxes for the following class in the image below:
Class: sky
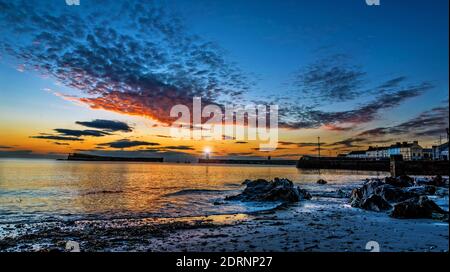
[0,0,448,161]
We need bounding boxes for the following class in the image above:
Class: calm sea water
[0,159,387,224]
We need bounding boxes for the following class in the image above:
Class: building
[388,141,423,161]
[366,146,389,160]
[432,142,449,160]
[346,150,367,159]
[422,148,433,160]
[344,141,428,161]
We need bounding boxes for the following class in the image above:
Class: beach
[1,191,448,252]
[0,160,448,252]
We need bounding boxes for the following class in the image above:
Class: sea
[0,158,387,226]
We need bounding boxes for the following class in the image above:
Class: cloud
[357,105,449,139]
[0,0,440,137]
[98,139,160,149]
[30,135,84,141]
[324,113,450,151]
[0,145,13,149]
[226,152,255,156]
[163,145,195,150]
[53,142,70,146]
[322,124,353,131]
[278,141,325,147]
[235,141,248,144]
[293,55,366,103]
[54,129,111,137]
[376,76,407,90]
[280,82,433,129]
[327,137,367,148]
[31,119,131,144]
[0,0,251,125]
[222,135,236,140]
[75,120,132,132]
[154,135,172,138]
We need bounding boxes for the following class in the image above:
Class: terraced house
[387,141,423,161]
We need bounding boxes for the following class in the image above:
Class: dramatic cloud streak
[293,55,366,103]
[31,135,84,141]
[98,139,160,149]
[358,105,449,139]
[280,81,433,129]
[0,0,251,125]
[54,129,110,137]
[75,120,132,132]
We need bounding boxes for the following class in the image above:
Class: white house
[432,142,449,160]
[346,150,368,159]
[388,141,423,161]
[366,146,389,160]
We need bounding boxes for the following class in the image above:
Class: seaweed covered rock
[429,175,447,187]
[373,184,416,203]
[390,196,448,219]
[405,185,436,196]
[226,178,311,203]
[360,195,392,212]
[349,176,446,214]
[385,175,413,188]
[415,175,448,188]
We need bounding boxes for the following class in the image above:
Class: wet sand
[1,194,448,252]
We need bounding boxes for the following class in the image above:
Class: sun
[204,147,212,154]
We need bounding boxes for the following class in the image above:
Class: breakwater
[296,156,449,176]
[66,153,164,162]
[198,159,297,165]
[296,157,389,171]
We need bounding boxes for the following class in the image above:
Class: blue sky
[0,0,448,159]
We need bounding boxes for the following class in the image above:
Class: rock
[336,189,350,198]
[349,188,363,208]
[317,179,328,185]
[360,195,392,212]
[390,196,448,219]
[385,175,413,187]
[435,187,449,197]
[226,178,310,203]
[360,179,385,199]
[430,175,446,187]
[373,184,416,203]
[298,188,312,200]
[405,185,436,196]
[350,178,414,208]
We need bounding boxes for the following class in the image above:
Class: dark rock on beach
[316,179,328,185]
[405,185,436,196]
[415,175,449,188]
[349,175,448,217]
[360,195,392,212]
[225,178,311,203]
[384,175,413,187]
[349,179,385,207]
[428,175,448,187]
[373,184,416,203]
[390,196,448,219]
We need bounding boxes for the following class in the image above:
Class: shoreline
[1,178,448,252]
